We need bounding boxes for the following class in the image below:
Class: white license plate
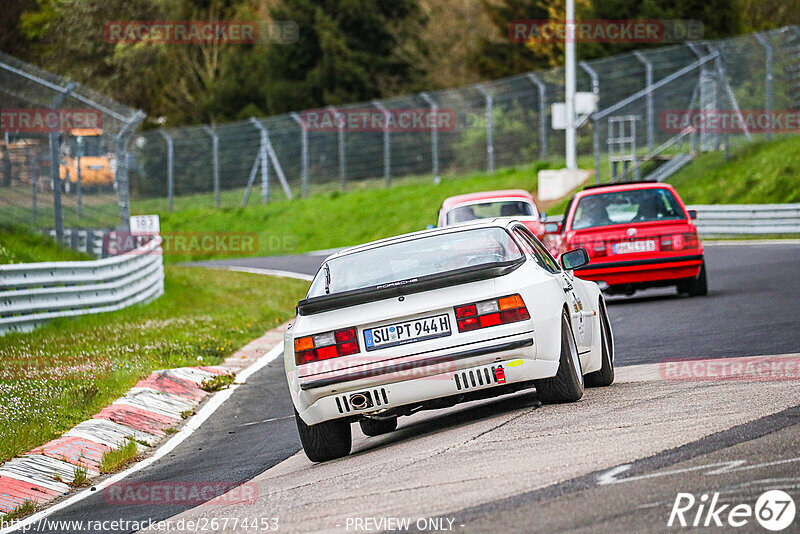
[613,240,656,254]
[364,314,451,351]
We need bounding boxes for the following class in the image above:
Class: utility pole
[565,0,577,169]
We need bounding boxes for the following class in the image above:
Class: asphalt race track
[29,242,800,533]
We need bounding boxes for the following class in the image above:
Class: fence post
[326,107,347,190]
[31,152,38,224]
[49,82,77,243]
[633,51,654,152]
[754,33,774,141]
[75,139,82,219]
[373,101,392,187]
[249,117,270,203]
[476,85,495,174]
[290,112,309,197]
[158,131,174,212]
[420,93,440,184]
[114,111,145,231]
[203,126,220,207]
[2,132,11,187]
[526,74,547,161]
[579,62,600,182]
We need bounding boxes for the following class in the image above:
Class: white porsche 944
[285,219,614,461]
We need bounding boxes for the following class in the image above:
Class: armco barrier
[688,204,800,237]
[544,204,800,237]
[0,236,164,335]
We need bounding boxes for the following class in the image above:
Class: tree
[0,0,37,58]
[259,0,429,115]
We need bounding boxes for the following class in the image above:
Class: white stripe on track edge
[1,343,285,534]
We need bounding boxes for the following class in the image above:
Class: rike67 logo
[669,490,796,531]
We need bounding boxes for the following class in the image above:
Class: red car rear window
[572,188,686,230]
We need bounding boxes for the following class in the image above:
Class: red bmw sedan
[546,181,707,296]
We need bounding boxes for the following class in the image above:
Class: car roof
[572,181,679,201]
[327,218,518,260]
[441,189,534,211]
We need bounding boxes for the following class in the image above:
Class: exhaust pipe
[349,393,370,410]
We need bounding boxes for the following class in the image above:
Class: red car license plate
[613,240,656,254]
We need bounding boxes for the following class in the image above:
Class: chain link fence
[2,27,798,236]
[0,50,144,243]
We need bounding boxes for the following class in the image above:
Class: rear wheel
[294,409,351,462]
[585,299,614,387]
[678,261,708,297]
[359,417,398,436]
[535,310,584,403]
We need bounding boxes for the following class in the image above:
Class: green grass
[0,265,309,465]
[667,136,800,205]
[151,162,555,262]
[0,500,36,523]
[0,224,92,264]
[100,439,139,474]
[200,373,236,392]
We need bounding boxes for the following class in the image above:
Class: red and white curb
[0,323,289,518]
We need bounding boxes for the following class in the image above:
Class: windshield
[446,200,534,225]
[572,188,686,230]
[307,227,523,297]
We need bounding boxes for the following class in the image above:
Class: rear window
[572,188,686,230]
[308,227,523,296]
[446,201,534,225]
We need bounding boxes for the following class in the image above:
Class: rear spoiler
[296,257,525,316]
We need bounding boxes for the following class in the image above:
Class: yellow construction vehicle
[59,128,116,192]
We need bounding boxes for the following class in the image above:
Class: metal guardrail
[0,236,164,335]
[44,228,111,258]
[544,204,800,236]
[688,203,800,236]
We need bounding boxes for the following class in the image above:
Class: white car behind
[285,219,614,461]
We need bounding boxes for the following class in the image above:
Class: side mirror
[539,211,547,222]
[560,248,590,271]
[544,222,562,234]
[687,209,697,220]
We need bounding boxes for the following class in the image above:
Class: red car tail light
[294,327,360,365]
[454,294,530,333]
[661,232,698,251]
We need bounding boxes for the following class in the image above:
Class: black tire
[294,409,351,462]
[585,298,614,387]
[359,417,398,436]
[535,310,584,403]
[677,261,708,297]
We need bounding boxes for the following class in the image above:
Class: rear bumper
[576,254,703,286]
[294,333,552,425]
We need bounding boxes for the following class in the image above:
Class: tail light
[660,233,699,251]
[454,294,530,333]
[591,242,607,258]
[571,239,606,258]
[294,327,360,365]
